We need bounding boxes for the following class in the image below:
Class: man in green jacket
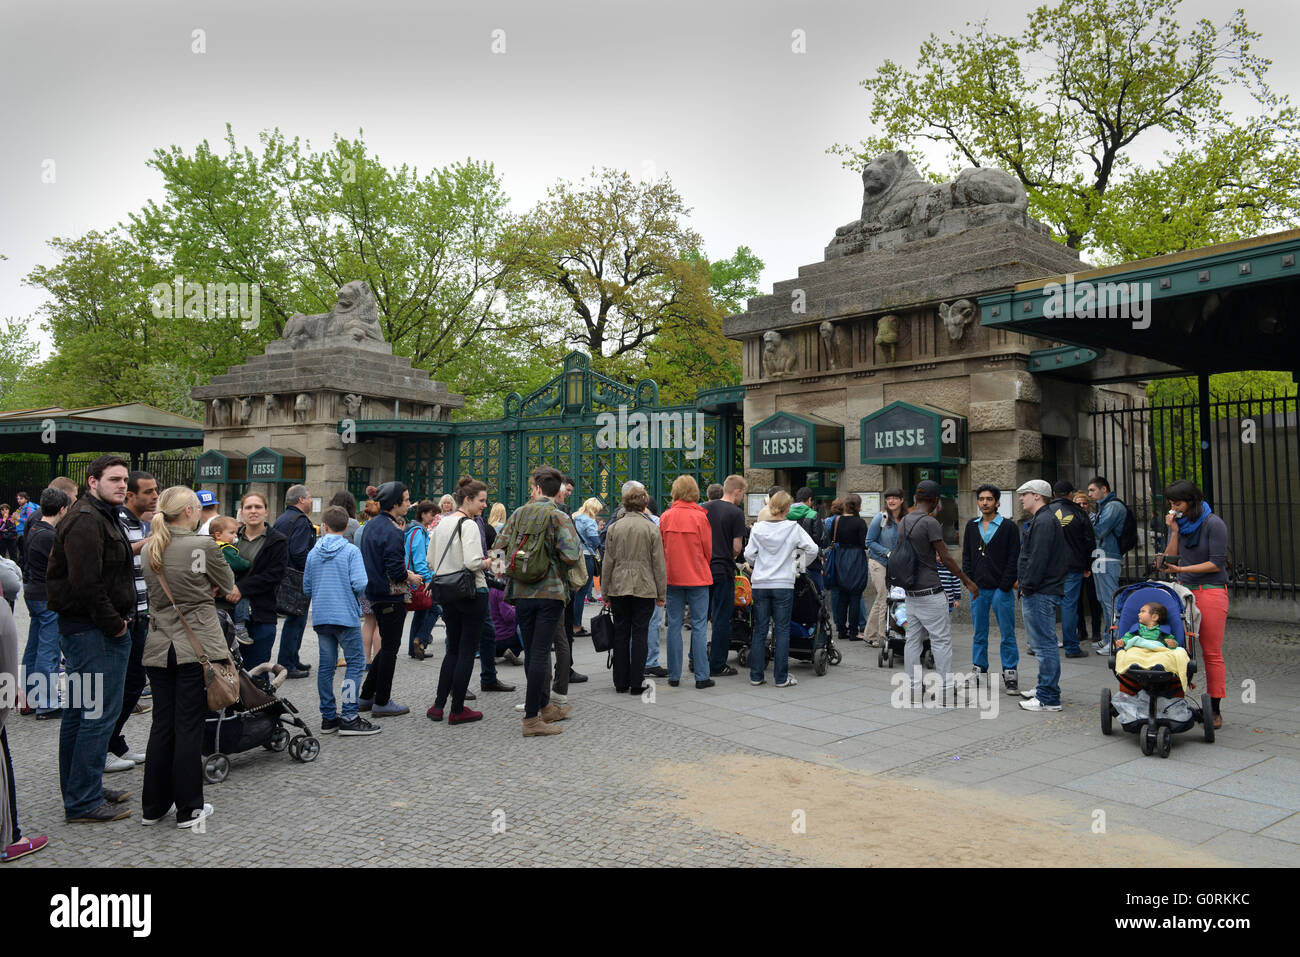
[788,487,827,587]
[499,466,581,737]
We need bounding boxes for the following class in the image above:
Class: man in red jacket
[659,475,714,689]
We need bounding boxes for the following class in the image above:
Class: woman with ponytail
[140,486,236,829]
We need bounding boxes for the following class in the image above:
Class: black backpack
[1116,499,1138,554]
[885,513,922,591]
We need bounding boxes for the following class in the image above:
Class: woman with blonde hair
[659,476,714,689]
[744,490,820,689]
[141,486,235,828]
[569,497,604,636]
[487,502,507,534]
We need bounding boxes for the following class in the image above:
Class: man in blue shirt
[960,484,1020,692]
[1087,475,1126,654]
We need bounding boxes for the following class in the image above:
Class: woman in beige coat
[141,486,235,829]
[601,484,666,695]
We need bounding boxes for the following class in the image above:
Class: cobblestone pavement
[6,601,1299,867]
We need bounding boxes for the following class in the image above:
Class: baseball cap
[196,489,219,508]
[1016,480,1052,498]
[914,479,941,499]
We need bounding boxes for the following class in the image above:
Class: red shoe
[448,707,483,725]
[426,706,444,722]
[2,834,48,862]
[19,706,33,716]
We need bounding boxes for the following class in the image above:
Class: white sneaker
[550,691,568,704]
[514,703,526,712]
[1019,687,1039,698]
[1057,638,1064,648]
[105,754,134,773]
[122,750,146,765]
[141,804,175,826]
[178,803,214,829]
[1019,697,1062,712]
[775,676,798,688]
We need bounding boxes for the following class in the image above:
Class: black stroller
[1100,581,1213,758]
[876,586,936,670]
[202,611,320,783]
[786,570,840,675]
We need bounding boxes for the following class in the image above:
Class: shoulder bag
[275,511,310,617]
[404,525,433,612]
[430,517,476,604]
[157,570,240,711]
[822,517,842,589]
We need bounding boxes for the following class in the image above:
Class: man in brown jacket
[45,455,137,823]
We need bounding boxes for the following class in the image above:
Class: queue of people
[0,455,1233,862]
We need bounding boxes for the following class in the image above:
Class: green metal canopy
[860,401,968,465]
[750,411,844,469]
[0,403,203,453]
[979,229,1300,383]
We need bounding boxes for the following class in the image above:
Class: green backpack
[501,504,555,584]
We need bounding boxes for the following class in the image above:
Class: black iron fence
[0,452,200,508]
[1091,390,1298,599]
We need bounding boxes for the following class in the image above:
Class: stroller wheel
[737,645,749,667]
[813,647,828,676]
[1140,722,1156,756]
[1100,687,1113,736]
[266,726,291,752]
[923,650,935,670]
[877,647,887,668]
[289,734,320,763]
[1156,725,1172,759]
[887,649,896,668]
[203,753,230,784]
[828,647,842,667]
[1201,693,1215,743]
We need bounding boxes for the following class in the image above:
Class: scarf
[1175,502,1213,549]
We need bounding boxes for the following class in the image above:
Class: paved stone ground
[6,600,1299,867]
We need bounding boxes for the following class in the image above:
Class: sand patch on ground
[649,755,1230,867]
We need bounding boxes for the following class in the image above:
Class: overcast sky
[2,0,1296,358]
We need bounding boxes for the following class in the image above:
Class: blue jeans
[831,589,868,637]
[647,602,663,668]
[277,612,309,669]
[1022,593,1062,706]
[58,625,130,817]
[666,585,709,682]
[708,572,733,671]
[1060,572,1083,653]
[1093,556,1120,634]
[409,605,438,655]
[233,598,250,626]
[751,588,793,685]
[316,624,365,721]
[242,620,278,670]
[21,598,61,713]
[970,587,1018,671]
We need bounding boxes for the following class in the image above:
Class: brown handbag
[156,570,241,711]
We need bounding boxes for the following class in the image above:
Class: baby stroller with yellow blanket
[1099,581,1213,758]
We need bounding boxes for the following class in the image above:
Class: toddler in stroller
[1100,581,1213,758]
[876,586,936,670]
[201,610,320,783]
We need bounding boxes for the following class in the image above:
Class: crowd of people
[0,456,1232,863]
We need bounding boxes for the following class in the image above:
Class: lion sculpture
[282,280,385,347]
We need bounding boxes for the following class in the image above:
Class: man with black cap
[1015,480,1067,712]
[1050,479,1095,659]
[897,480,979,703]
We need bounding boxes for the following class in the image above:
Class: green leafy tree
[831,0,1300,261]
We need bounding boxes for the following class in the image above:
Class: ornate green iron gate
[395,352,742,512]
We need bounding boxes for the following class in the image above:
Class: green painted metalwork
[1028,344,1102,373]
[385,352,742,510]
